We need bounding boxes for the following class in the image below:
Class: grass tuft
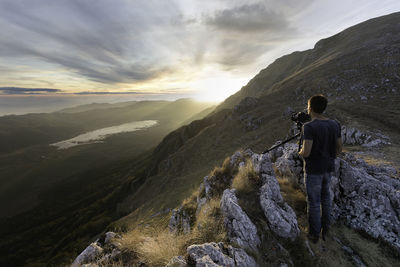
[231,159,260,194]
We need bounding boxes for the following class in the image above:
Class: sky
[0,0,399,102]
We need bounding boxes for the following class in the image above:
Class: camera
[291,111,311,130]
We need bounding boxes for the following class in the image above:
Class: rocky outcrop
[220,189,260,251]
[71,232,122,267]
[72,242,103,267]
[259,174,300,241]
[332,154,400,251]
[169,206,191,234]
[272,143,303,185]
[251,152,275,176]
[271,138,400,251]
[187,242,258,267]
[341,126,391,147]
[251,152,300,241]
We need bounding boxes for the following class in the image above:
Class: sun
[193,76,249,102]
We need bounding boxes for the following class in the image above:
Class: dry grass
[190,197,227,244]
[181,189,199,223]
[231,159,260,194]
[120,225,190,266]
[202,156,239,198]
[119,196,227,266]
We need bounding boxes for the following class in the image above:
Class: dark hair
[308,95,328,113]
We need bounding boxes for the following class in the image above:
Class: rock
[230,151,243,166]
[341,126,390,147]
[268,141,285,162]
[72,242,103,266]
[187,242,258,267]
[227,246,258,267]
[104,232,119,244]
[259,174,300,241]
[166,255,187,267]
[196,196,207,216]
[195,255,220,266]
[271,143,302,184]
[187,243,235,266]
[331,156,400,251]
[333,237,367,267]
[251,152,274,176]
[169,207,191,234]
[220,189,260,251]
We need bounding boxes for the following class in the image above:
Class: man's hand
[299,139,313,158]
[336,137,343,156]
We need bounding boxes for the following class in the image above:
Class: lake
[51,120,158,149]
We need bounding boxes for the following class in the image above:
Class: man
[298,95,342,243]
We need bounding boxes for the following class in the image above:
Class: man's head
[307,95,328,114]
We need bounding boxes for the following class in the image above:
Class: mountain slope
[219,11,400,111]
[0,99,214,266]
[116,11,400,232]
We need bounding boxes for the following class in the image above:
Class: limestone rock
[187,243,234,266]
[227,246,258,267]
[251,152,274,176]
[187,242,258,267]
[259,174,300,241]
[72,242,103,267]
[332,155,400,251]
[220,189,260,251]
[272,143,302,184]
[169,206,191,234]
[341,126,391,147]
[166,255,187,267]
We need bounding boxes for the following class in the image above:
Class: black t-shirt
[302,119,341,174]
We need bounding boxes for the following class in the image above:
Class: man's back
[303,119,341,174]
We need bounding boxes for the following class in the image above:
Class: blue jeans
[305,172,332,236]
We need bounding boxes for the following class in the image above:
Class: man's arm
[336,137,343,155]
[299,139,313,158]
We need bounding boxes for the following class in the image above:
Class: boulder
[72,242,103,267]
[251,152,274,176]
[271,144,303,185]
[259,174,300,241]
[220,189,260,251]
[169,207,191,234]
[187,243,234,266]
[227,246,258,267]
[187,242,258,267]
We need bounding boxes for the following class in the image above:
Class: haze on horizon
[0,0,399,103]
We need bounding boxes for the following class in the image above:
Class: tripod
[262,132,302,154]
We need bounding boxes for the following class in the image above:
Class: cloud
[201,2,299,68]
[0,0,186,84]
[0,87,62,95]
[74,91,155,95]
[205,3,289,33]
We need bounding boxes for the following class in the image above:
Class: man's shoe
[322,227,330,241]
[307,233,319,244]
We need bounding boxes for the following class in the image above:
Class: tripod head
[261,111,311,154]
